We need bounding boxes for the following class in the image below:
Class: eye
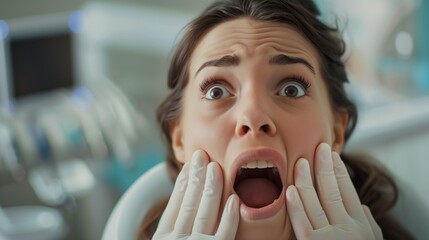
[277,81,307,98]
[205,85,232,100]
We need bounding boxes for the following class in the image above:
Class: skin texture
[169,18,348,240]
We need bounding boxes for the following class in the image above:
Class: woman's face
[170,18,347,240]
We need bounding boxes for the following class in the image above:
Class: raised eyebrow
[269,54,315,74]
[195,55,240,77]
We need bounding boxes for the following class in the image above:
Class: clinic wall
[0,0,88,19]
[0,0,213,20]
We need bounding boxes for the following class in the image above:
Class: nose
[235,102,276,137]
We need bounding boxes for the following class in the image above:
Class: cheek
[181,107,233,165]
[281,108,333,184]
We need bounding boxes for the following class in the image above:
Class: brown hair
[140,0,414,239]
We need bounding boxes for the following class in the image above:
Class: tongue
[235,178,281,208]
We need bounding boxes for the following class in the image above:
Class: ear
[170,122,185,164]
[332,111,349,153]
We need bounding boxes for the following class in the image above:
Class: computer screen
[9,31,75,98]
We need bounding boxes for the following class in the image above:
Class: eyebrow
[195,53,315,76]
[269,54,315,74]
[195,55,240,76]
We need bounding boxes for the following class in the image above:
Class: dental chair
[102,162,173,240]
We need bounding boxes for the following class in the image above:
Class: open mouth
[234,160,283,208]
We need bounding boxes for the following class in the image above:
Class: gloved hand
[153,150,239,240]
[286,143,383,240]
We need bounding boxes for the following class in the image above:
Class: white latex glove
[286,143,383,240]
[153,150,239,240]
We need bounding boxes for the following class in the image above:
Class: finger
[174,150,209,235]
[332,152,368,223]
[315,143,349,224]
[295,158,329,229]
[192,162,224,234]
[363,205,383,239]
[154,162,190,235]
[286,185,314,237]
[215,194,239,239]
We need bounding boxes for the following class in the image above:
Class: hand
[286,143,383,240]
[153,150,239,240]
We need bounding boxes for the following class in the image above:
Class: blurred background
[0,0,428,239]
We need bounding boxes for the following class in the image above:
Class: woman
[140,0,413,239]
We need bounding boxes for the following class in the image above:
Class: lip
[231,148,286,220]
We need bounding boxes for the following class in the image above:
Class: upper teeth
[241,160,275,169]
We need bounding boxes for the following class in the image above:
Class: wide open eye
[277,82,307,98]
[205,85,232,100]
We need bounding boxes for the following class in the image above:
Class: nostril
[260,124,270,133]
[241,125,250,134]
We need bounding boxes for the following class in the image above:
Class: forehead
[190,17,321,75]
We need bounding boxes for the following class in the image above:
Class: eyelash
[199,77,226,94]
[282,75,311,92]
